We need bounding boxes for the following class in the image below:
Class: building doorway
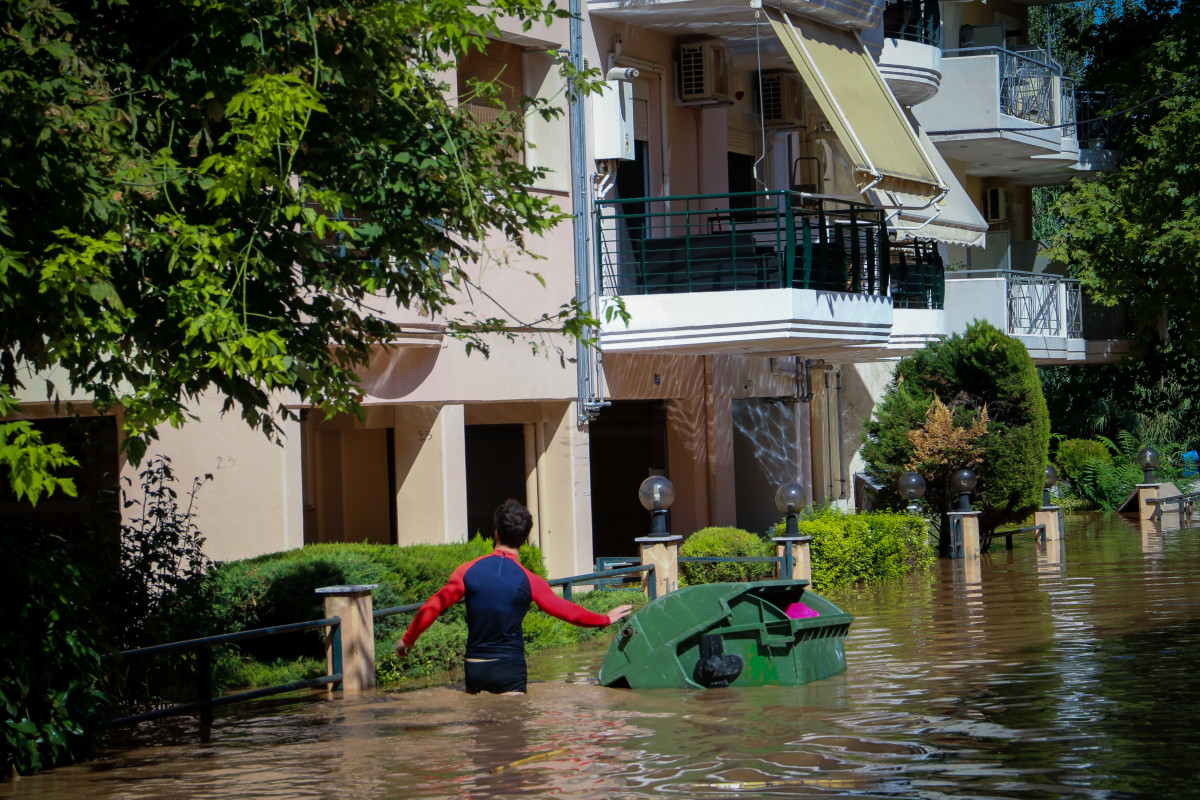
[464,424,526,540]
[588,401,668,559]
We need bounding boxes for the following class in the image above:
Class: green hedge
[205,537,545,660]
[678,527,776,585]
[1055,438,1113,483]
[775,508,935,591]
[199,540,640,689]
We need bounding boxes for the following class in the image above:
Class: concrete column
[666,397,709,537]
[539,403,594,578]
[773,536,813,584]
[1137,483,1160,521]
[317,585,378,694]
[636,535,682,599]
[523,422,541,545]
[392,404,468,544]
[1036,506,1062,542]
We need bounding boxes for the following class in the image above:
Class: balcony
[595,192,945,359]
[915,44,1081,183]
[877,0,942,107]
[944,268,1127,364]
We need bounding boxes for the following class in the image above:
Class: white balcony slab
[600,288,893,358]
[878,38,942,106]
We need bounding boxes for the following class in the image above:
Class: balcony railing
[596,191,942,306]
[890,240,944,310]
[946,269,1081,337]
[943,46,1077,131]
[883,0,941,47]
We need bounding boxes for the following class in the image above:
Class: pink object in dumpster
[784,602,820,619]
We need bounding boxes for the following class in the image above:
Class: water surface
[6,512,1200,799]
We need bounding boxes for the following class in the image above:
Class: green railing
[890,240,945,310]
[596,191,891,299]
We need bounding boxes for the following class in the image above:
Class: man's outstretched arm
[396,562,471,656]
[527,571,634,627]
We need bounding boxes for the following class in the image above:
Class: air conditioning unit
[760,72,806,127]
[985,188,1013,223]
[679,42,733,105]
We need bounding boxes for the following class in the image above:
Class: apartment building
[8,0,1124,576]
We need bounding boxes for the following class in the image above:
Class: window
[458,40,525,165]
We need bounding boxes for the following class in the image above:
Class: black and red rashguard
[401,550,611,660]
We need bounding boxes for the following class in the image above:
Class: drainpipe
[704,355,718,524]
[834,367,846,500]
[570,0,602,426]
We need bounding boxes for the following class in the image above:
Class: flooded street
[7,512,1200,799]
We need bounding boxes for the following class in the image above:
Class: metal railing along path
[105,616,343,728]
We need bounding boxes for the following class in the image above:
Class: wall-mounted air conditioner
[678,42,733,105]
[759,73,806,127]
[985,187,1013,223]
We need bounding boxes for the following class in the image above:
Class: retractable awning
[768,9,945,199]
[875,124,990,248]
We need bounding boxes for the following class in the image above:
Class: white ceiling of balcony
[925,129,1081,186]
[586,0,883,45]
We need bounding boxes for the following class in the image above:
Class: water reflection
[8,512,1200,799]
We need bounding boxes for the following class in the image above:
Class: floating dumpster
[598,580,852,690]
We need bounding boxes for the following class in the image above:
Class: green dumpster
[598,580,852,690]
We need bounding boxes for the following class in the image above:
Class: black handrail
[981,524,1046,553]
[104,615,342,729]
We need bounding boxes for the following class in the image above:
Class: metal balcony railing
[890,240,945,310]
[597,191,944,305]
[943,46,1077,130]
[883,0,942,47]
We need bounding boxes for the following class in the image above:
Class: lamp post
[1137,446,1160,484]
[898,471,926,514]
[1043,464,1057,507]
[950,468,977,512]
[773,481,810,583]
[638,475,676,535]
[774,481,804,537]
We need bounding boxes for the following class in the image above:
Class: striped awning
[768,9,946,199]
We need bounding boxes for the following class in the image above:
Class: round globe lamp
[638,475,676,535]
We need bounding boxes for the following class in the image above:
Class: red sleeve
[526,569,613,627]
[401,560,471,647]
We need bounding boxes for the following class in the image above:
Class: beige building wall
[146,392,304,562]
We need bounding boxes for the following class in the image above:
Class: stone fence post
[316,584,378,694]
[772,536,813,584]
[636,535,681,599]
[1137,483,1160,521]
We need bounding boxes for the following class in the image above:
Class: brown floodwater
[6,511,1200,799]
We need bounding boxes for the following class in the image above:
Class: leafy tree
[0,0,608,497]
[1046,1,1200,352]
[862,321,1051,545]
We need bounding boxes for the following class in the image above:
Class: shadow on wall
[733,398,802,535]
[355,346,441,400]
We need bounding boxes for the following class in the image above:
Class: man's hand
[606,604,634,625]
[395,639,414,657]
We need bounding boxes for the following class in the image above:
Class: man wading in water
[396,499,633,694]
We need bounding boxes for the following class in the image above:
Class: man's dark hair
[493,499,533,548]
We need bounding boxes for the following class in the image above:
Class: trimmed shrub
[1055,438,1113,483]
[205,537,545,660]
[678,527,776,585]
[862,320,1051,541]
[776,508,935,591]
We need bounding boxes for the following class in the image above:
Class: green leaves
[1047,3,1200,353]
[1,0,595,499]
